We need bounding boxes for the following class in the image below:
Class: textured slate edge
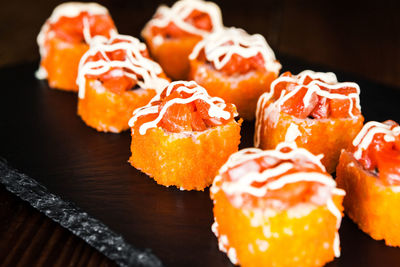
[0,158,163,267]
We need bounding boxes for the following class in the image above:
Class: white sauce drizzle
[352,121,400,160]
[36,2,115,79]
[216,143,325,178]
[254,70,361,147]
[35,66,48,80]
[297,70,338,84]
[128,81,236,134]
[219,235,229,253]
[77,33,168,99]
[47,2,109,24]
[212,219,240,265]
[82,16,92,44]
[284,123,301,143]
[333,232,341,257]
[189,27,281,73]
[227,247,238,265]
[143,0,223,37]
[211,221,219,236]
[210,142,345,258]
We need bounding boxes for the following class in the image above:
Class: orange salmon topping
[151,9,213,38]
[189,27,280,75]
[195,48,266,75]
[78,34,168,97]
[212,143,343,211]
[129,81,237,133]
[267,71,361,119]
[145,0,223,38]
[350,120,400,185]
[50,11,114,43]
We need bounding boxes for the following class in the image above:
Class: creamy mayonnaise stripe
[210,143,345,258]
[144,0,223,37]
[270,71,360,116]
[190,27,281,73]
[77,33,168,99]
[217,143,325,178]
[254,70,361,147]
[352,121,400,160]
[36,2,114,79]
[128,81,235,135]
[47,2,109,24]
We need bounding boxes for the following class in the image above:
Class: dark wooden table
[0,186,115,267]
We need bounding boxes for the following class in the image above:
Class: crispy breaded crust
[129,120,241,190]
[78,79,156,133]
[41,37,88,91]
[336,150,400,247]
[212,188,343,267]
[143,29,201,80]
[189,59,277,121]
[256,104,364,173]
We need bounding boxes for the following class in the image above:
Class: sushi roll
[141,0,223,80]
[210,143,345,267]
[77,34,169,133]
[128,80,241,190]
[255,70,364,173]
[336,120,400,246]
[189,27,281,120]
[37,2,116,91]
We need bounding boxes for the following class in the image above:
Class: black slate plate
[1,58,400,267]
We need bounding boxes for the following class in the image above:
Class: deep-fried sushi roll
[255,70,364,173]
[77,34,169,133]
[128,80,241,190]
[211,143,345,266]
[336,120,400,246]
[189,27,281,120]
[36,2,116,91]
[141,0,223,80]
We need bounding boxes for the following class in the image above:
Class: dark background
[1,0,399,87]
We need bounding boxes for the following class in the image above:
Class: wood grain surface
[0,185,115,267]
